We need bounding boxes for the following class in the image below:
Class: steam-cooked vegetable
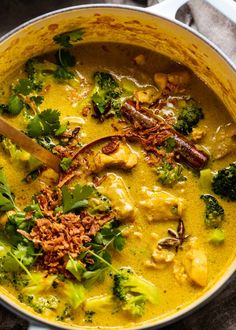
[212,163,236,201]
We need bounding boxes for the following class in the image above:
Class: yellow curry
[0,30,235,329]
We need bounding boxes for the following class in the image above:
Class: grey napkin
[148,0,236,63]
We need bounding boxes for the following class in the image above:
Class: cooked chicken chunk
[135,86,161,104]
[97,173,136,222]
[154,71,190,91]
[139,186,184,222]
[133,54,146,65]
[146,247,175,269]
[183,239,208,287]
[94,143,138,172]
[173,260,188,284]
[211,123,236,160]
[191,127,207,142]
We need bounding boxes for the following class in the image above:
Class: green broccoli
[84,294,114,313]
[113,268,159,317]
[62,281,85,309]
[156,161,186,187]
[91,72,123,118]
[174,98,204,135]
[1,138,41,170]
[18,272,59,313]
[56,303,74,321]
[212,163,236,201]
[19,293,59,314]
[25,57,74,86]
[200,194,224,228]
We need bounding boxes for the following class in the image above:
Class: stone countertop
[0,1,235,329]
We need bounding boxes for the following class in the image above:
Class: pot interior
[0,5,236,120]
[0,5,235,330]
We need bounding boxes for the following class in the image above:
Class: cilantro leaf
[14,79,34,96]
[62,184,94,213]
[0,168,16,212]
[27,109,60,138]
[12,242,36,267]
[66,256,86,281]
[53,28,85,48]
[8,95,23,115]
[94,220,125,252]
[30,96,44,106]
[60,157,72,172]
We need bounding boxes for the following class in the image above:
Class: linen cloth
[148,0,236,63]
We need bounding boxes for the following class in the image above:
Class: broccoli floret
[200,194,224,228]
[91,72,123,118]
[156,161,186,187]
[62,281,85,309]
[56,303,74,321]
[18,272,59,313]
[113,268,158,317]
[84,310,95,323]
[25,57,75,86]
[84,294,114,313]
[174,98,204,135]
[1,137,37,167]
[19,293,59,314]
[212,163,236,201]
[94,72,118,90]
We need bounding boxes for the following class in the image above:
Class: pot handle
[146,0,189,19]
[147,0,236,24]
[28,324,49,330]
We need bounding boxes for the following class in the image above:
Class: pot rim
[0,4,235,330]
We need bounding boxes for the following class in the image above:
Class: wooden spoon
[0,117,61,173]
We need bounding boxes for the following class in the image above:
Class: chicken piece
[139,186,184,222]
[152,248,175,263]
[191,127,207,142]
[97,173,136,222]
[135,86,161,104]
[146,248,175,269]
[167,71,190,86]
[173,260,188,284]
[154,73,168,90]
[154,71,190,93]
[93,143,138,172]
[183,238,208,287]
[211,123,236,160]
[134,54,146,65]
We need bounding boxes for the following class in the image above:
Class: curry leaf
[62,184,94,213]
[0,168,16,212]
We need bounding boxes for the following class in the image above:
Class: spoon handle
[0,117,61,173]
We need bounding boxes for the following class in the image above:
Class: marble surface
[0,0,235,329]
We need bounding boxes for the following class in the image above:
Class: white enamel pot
[0,0,236,329]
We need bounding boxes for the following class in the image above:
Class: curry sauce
[0,41,235,328]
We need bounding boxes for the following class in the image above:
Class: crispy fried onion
[18,187,114,274]
[124,123,173,165]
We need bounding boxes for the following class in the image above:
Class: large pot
[0,1,236,329]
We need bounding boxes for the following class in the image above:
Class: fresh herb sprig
[53,28,85,48]
[0,168,17,212]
